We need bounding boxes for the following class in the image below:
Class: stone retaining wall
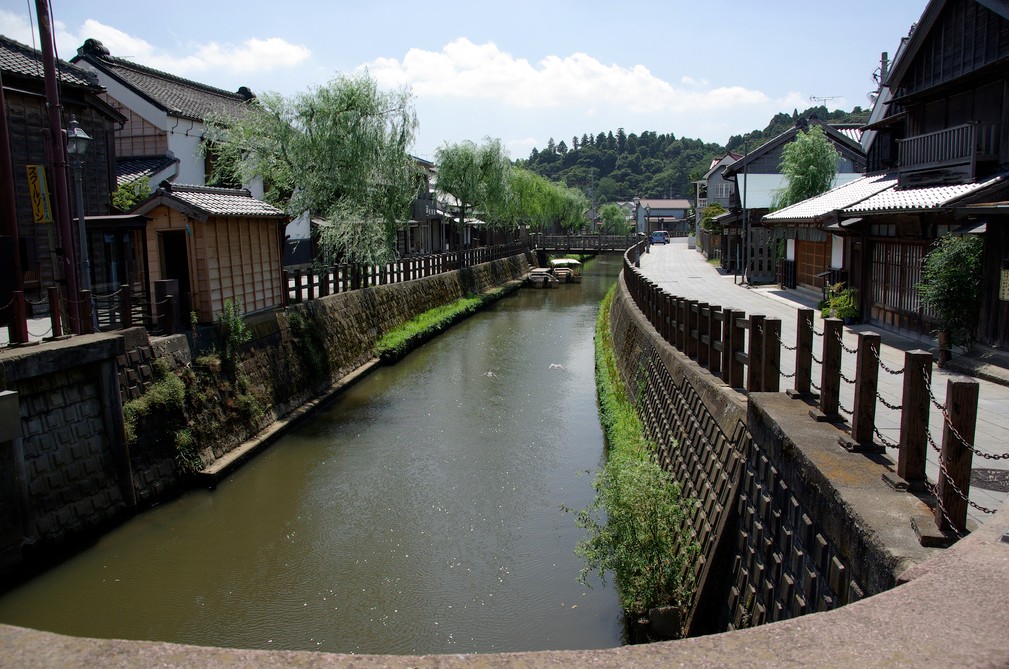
[606,273,938,634]
[0,336,134,576]
[0,254,531,579]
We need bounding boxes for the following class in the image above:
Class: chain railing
[620,244,991,538]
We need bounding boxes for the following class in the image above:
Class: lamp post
[66,116,95,329]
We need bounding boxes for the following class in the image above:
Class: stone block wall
[0,337,134,574]
[607,274,936,635]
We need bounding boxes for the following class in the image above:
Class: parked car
[650,230,669,245]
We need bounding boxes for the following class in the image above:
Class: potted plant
[821,282,859,323]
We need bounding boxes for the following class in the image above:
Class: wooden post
[747,314,765,392]
[847,331,881,449]
[293,268,303,303]
[762,318,781,393]
[307,268,316,301]
[662,293,673,344]
[11,290,28,343]
[48,286,63,338]
[120,284,132,328]
[697,303,710,368]
[678,297,688,351]
[158,294,176,334]
[726,309,746,388]
[708,306,722,376]
[815,318,842,420]
[790,308,813,398]
[897,350,932,487]
[935,377,979,535]
[80,290,95,334]
[686,300,699,359]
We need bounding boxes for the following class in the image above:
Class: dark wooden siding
[902,0,1009,97]
[978,220,1009,349]
[5,87,118,296]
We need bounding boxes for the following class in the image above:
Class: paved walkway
[637,238,1009,526]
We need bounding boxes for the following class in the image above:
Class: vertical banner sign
[1000,259,1009,301]
[26,164,54,224]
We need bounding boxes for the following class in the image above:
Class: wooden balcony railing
[897,122,1001,175]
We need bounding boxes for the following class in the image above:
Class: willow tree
[435,138,512,235]
[773,125,839,210]
[205,73,418,264]
[599,203,631,234]
[504,167,550,231]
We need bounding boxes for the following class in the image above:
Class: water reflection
[0,256,625,654]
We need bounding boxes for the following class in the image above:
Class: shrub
[919,234,984,350]
[216,298,252,374]
[570,286,699,625]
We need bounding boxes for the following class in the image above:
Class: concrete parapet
[1,495,1007,666]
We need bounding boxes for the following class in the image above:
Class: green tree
[599,203,630,234]
[773,125,839,209]
[204,73,418,265]
[111,176,151,212]
[919,234,985,359]
[699,202,727,232]
[435,138,512,234]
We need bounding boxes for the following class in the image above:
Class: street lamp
[66,116,95,329]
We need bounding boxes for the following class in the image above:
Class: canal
[0,256,624,655]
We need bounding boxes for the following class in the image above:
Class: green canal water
[0,256,624,655]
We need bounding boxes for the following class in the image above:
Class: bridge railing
[531,233,639,252]
[284,241,530,304]
[621,245,986,538]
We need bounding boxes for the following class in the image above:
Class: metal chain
[923,480,965,538]
[807,318,823,338]
[876,392,903,411]
[873,425,899,450]
[776,332,797,352]
[923,368,1009,460]
[935,460,998,515]
[811,352,823,365]
[870,345,905,375]
[811,380,821,392]
[835,329,858,355]
[780,370,796,379]
[0,296,13,311]
[839,401,853,416]
[839,369,855,385]
[26,324,53,338]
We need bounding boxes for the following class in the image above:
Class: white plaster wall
[831,235,844,268]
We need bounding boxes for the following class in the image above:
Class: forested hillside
[518,105,870,204]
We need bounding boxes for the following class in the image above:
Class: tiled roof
[763,173,897,223]
[0,34,96,88]
[160,184,285,218]
[117,156,177,186]
[832,125,864,145]
[843,176,1005,214]
[638,198,692,209]
[74,41,252,122]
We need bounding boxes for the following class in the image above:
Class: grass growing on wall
[572,285,699,630]
[375,287,509,362]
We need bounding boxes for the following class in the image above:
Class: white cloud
[0,10,35,45]
[367,38,770,117]
[681,75,709,87]
[42,18,311,76]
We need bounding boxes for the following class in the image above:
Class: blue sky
[1,1,925,160]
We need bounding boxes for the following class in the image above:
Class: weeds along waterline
[572,285,700,632]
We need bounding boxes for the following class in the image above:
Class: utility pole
[35,0,80,333]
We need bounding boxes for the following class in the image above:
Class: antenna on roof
[809,95,840,105]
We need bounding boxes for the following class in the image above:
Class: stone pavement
[638,237,1009,526]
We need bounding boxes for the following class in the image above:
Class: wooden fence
[284,242,529,303]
